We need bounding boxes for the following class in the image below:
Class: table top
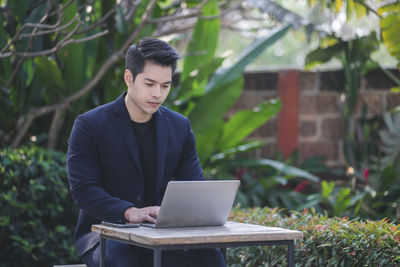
[92,221,303,246]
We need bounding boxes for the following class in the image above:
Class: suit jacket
[66,92,203,256]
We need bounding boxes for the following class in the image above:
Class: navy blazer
[66,92,203,256]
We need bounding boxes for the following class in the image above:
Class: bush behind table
[228,206,400,266]
[0,146,79,266]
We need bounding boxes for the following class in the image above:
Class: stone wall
[229,69,400,167]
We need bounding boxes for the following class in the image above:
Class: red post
[277,70,299,159]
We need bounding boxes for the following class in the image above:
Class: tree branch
[0,26,110,58]
[6,6,56,87]
[19,15,77,38]
[47,106,67,149]
[1,3,115,56]
[148,10,202,24]
[73,6,117,35]
[10,0,241,147]
[11,0,159,148]
[1,5,67,53]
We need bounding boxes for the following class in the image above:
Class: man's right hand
[124,206,160,223]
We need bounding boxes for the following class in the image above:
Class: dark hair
[125,38,180,81]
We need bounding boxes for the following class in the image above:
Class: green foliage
[167,17,308,211]
[206,155,321,209]
[297,111,400,219]
[379,2,400,70]
[189,77,244,163]
[379,111,400,172]
[228,207,400,266]
[176,9,294,177]
[0,0,193,149]
[0,146,79,266]
[364,110,400,219]
[303,22,400,220]
[206,25,290,92]
[181,0,220,81]
[217,100,281,150]
[299,181,362,217]
[306,33,380,171]
[168,6,291,166]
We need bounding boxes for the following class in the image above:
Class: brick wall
[229,69,400,167]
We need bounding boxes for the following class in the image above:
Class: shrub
[228,207,400,266]
[0,146,79,266]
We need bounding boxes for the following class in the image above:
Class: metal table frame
[99,235,295,267]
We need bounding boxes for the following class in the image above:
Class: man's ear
[124,69,133,86]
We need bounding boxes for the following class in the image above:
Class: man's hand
[124,206,160,223]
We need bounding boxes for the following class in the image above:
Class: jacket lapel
[112,93,143,181]
[154,107,168,201]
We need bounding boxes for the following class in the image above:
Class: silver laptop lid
[155,180,240,228]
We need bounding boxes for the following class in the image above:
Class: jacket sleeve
[175,119,204,180]
[66,114,133,221]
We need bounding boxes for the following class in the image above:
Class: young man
[67,38,225,267]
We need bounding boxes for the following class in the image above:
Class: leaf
[379,112,400,170]
[9,0,30,22]
[335,0,342,14]
[321,181,335,199]
[116,5,127,33]
[58,2,86,94]
[190,78,244,163]
[0,13,12,81]
[181,0,220,80]
[189,77,244,136]
[15,3,46,54]
[305,42,345,69]
[391,87,400,93]
[224,158,320,182]
[379,3,400,63]
[170,57,225,103]
[354,2,367,18]
[22,59,34,87]
[333,187,351,216]
[196,121,223,166]
[296,199,322,211]
[206,24,290,91]
[218,99,281,150]
[34,57,64,103]
[379,165,397,192]
[210,141,266,163]
[349,190,367,206]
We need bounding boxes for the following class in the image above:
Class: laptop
[141,180,240,228]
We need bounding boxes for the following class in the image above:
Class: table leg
[287,240,294,267]
[221,248,227,267]
[100,237,106,267]
[154,248,162,267]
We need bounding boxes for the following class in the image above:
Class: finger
[149,211,158,219]
[145,215,156,223]
[152,210,160,217]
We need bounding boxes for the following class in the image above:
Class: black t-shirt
[131,117,156,207]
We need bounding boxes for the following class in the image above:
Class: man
[67,38,225,267]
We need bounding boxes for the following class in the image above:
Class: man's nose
[152,86,161,98]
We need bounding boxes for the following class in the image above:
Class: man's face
[124,61,172,122]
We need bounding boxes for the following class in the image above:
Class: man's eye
[145,83,153,87]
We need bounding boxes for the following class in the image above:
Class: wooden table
[92,221,303,267]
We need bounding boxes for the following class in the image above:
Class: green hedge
[228,207,400,266]
[0,146,79,266]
